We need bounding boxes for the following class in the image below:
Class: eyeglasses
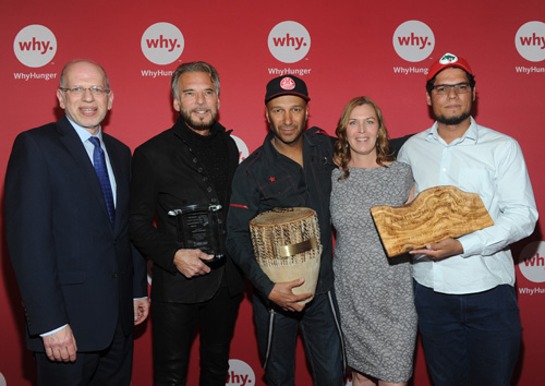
[59,86,110,96]
[431,82,471,95]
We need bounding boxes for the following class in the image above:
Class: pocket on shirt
[458,167,494,199]
[258,174,297,202]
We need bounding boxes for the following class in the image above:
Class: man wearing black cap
[398,53,538,385]
[226,75,344,385]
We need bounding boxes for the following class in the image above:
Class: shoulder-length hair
[334,96,394,180]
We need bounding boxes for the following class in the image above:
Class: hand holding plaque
[370,186,494,257]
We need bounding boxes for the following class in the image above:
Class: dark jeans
[152,286,242,386]
[253,290,344,386]
[414,281,521,386]
[35,319,133,386]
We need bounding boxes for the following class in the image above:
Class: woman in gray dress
[330,96,416,386]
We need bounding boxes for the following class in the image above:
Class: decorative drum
[249,207,322,304]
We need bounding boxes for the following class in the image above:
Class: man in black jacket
[226,75,411,386]
[129,61,244,386]
[226,75,345,386]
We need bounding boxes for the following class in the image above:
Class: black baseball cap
[264,75,310,103]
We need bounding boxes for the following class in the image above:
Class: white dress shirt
[398,117,538,294]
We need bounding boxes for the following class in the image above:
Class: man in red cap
[398,53,538,385]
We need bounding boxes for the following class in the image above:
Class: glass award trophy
[168,204,225,263]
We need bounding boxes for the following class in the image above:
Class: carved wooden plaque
[370,185,494,257]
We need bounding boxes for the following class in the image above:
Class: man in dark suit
[4,59,149,386]
[129,61,244,386]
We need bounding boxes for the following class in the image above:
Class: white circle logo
[515,21,545,62]
[13,24,57,68]
[518,241,545,283]
[232,135,249,163]
[0,372,6,386]
[141,22,184,65]
[226,359,255,386]
[392,20,435,62]
[268,21,311,63]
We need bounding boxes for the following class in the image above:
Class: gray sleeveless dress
[331,161,417,383]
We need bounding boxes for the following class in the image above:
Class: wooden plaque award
[370,185,494,257]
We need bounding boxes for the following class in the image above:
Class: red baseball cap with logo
[427,52,474,81]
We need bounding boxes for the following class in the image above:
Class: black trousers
[35,319,133,386]
[152,286,242,386]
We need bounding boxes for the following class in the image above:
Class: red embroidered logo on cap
[280,77,296,91]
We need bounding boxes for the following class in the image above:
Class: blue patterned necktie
[89,136,115,225]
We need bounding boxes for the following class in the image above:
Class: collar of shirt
[426,116,479,146]
[65,116,117,204]
[66,116,104,144]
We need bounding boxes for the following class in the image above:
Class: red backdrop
[1,1,544,385]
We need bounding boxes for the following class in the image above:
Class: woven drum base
[250,207,322,304]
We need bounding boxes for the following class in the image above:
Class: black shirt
[226,127,336,298]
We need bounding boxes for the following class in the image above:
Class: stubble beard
[273,124,305,146]
[181,109,217,132]
[434,98,473,126]
[435,111,471,126]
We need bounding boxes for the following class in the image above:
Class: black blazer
[4,116,147,352]
[129,118,244,303]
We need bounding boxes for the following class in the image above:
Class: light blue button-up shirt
[398,117,538,294]
[68,118,117,207]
